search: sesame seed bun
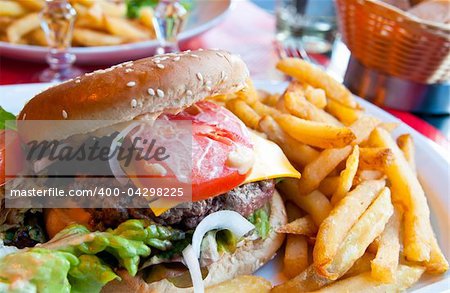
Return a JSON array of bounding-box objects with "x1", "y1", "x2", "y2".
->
[
  {"x1": 101, "y1": 190, "x2": 287, "y2": 293},
  {"x1": 18, "y1": 49, "x2": 249, "y2": 143}
]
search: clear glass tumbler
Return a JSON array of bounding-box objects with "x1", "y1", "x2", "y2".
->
[{"x1": 276, "y1": 0, "x2": 337, "y2": 55}]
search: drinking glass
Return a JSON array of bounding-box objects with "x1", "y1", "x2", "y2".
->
[
  {"x1": 39, "y1": 0, "x2": 82, "y2": 82},
  {"x1": 276, "y1": 0, "x2": 337, "y2": 56}
]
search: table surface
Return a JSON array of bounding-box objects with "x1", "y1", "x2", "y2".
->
[{"x1": 0, "y1": 0, "x2": 448, "y2": 151}]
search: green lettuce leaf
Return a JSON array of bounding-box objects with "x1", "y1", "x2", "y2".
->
[
  {"x1": 248, "y1": 208, "x2": 270, "y2": 239},
  {"x1": 0, "y1": 248, "x2": 78, "y2": 293},
  {"x1": 0, "y1": 107, "x2": 16, "y2": 130},
  {"x1": 0, "y1": 220, "x2": 187, "y2": 293}
]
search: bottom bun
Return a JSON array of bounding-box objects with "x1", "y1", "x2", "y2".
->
[{"x1": 102, "y1": 190, "x2": 287, "y2": 293}]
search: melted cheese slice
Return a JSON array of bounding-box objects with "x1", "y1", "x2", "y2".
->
[{"x1": 146, "y1": 131, "x2": 300, "y2": 216}]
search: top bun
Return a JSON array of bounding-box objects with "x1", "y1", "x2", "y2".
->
[{"x1": 18, "y1": 49, "x2": 249, "y2": 142}]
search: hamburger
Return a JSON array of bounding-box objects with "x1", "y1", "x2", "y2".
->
[{"x1": 0, "y1": 49, "x2": 300, "y2": 292}]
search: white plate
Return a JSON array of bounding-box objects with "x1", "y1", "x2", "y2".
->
[
  {"x1": 0, "y1": 0, "x2": 231, "y2": 65},
  {"x1": 0, "y1": 81, "x2": 448, "y2": 292}
]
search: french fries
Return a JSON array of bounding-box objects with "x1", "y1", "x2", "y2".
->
[
  {"x1": 275, "y1": 114, "x2": 356, "y2": 149},
  {"x1": 331, "y1": 145, "x2": 359, "y2": 205},
  {"x1": 205, "y1": 275, "x2": 272, "y2": 293},
  {"x1": 314, "y1": 265, "x2": 425, "y2": 292},
  {"x1": 0, "y1": 1, "x2": 26, "y2": 17},
  {"x1": 359, "y1": 147, "x2": 394, "y2": 171},
  {"x1": 371, "y1": 205, "x2": 402, "y2": 283},
  {"x1": 284, "y1": 235, "x2": 309, "y2": 278},
  {"x1": 319, "y1": 188, "x2": 393, "y2": 279},
  {"x1": 1, "y1": 0, "x2": 157, "y2": 47},
  {"x1": 258, "y1": 116, "x2": 319, "y2": 167},
  {"x1": 277, "y1": 216, "x2": 317, "y2": 236},
  {"x1": 73, "y1": 28, "x2": 124, "y2": 46},
  {"x1": 277, "y1": 58, "x2": 358, "y2": 108},
  {"x1": 397, "y1": 134, "x2": 417, "y2": 174},
  {"x1": 283, "y1": 91, "x2": 341, "y2": 125},
  {"x1": 278, "y1": 179, "x2": 332, "y2": 227},
  {"x1": 254, "y1": 57, "x2": 447, "y2": 291},
  {"x1": 226, "y1": 98, "x2": 261, "y2": 130},
  {"x1": 313, "y1": 180, "x2": 385, "y2": 275},
  {"x1": 6, "y1": 12, "x2": 40, "y2": 43},
  {"x1": 370, "y1": 128, "x2": 448, "y2": 272}
]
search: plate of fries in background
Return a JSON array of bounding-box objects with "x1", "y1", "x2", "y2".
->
[
  {"x1": 0, "y1": 0, "x2": 231, "y2": 64},
  {"x1": 0, "y1": 57, "x2": 448, "y2": 292}
]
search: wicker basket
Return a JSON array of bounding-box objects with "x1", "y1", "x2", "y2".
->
[{"x1": 336, "y1": 0, "x2": 450, "y2": 84}]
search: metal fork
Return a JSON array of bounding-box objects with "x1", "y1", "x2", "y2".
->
[{"x1": 275, "y1": 39, "x2": 319, "y2": 67}]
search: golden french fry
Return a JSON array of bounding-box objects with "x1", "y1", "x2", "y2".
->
[
  {"x1": 296, "y1": 116, "x2": 380, "y2": 195},
  {"x1": 359, "y1": 147, "x2": 394, "y2": 171},
  {"x1": 370, "y1": 128, "x2": 448, "y2": 272},
  {"x1": 277, "y1": 58, "x2": 357, "y2": 108},
  {"x1": 326, "y1": 99, "x2": 362, "y2": 125},
  {"x1": 6, "y1": 12, "x2": 40, "y2": 43},
  {"x1": 0, "y1": 1, "x2": 26, "y2": 17},
  {"x1": 28, "y1": 28, "x2": 47, "y2": 46},
  {"x1": 343, "y1": 253, "x2": 375, "y2": 278},
  {"x1": 284, "y1": 91, "x2": 342, "y2": 125},
  {"x1": 331, "y1": 145, "x2": 359, "y2": 205},
  {"x1": 371, "y1": 205, "x2": 402, "y2": 283},
  {"x1": 298, "y1": 145, "x2": 352, "y2": 195},
  {"x1": 284, "y1": 234, "x2": 309, "y2": 278},
  {"x1": 313, "y1": 180, "x2": 386, "y2": 275},
  {"x1": 98, "y1": 0, "x2": 126, "y2": 17},
  {"x1": 318, "y1": 176, "x2": 340, "y2": 198},
  {"x1": 397, "y1": 134, "x2": 416, "y2": 174},
  {"x1": 235, "y1": 79, "x2": 259, "y2": 104},
  {"x1": 250, "y1": 100, "x2": 280, "y2": 117},
  {"x1": 277, "y1": 216, "x2": 317, "y2": 236},
  {"x1": 138, "y1": 7, "x2": 156, "y2": 37},
  {"x1": 278, "y1": 179, "x2": 332, "y2": 226},
  {"x1": 261, "y1": 93, "x2": 280, "y2": 107},
  {"x1": 319, "y1": 188, "x2": 393, "y2": 279},
  {"x1": 353, "y1": 170, "x2": 385, "y2": 186},
  {"x1": 275, "y1": 114, "x2": 356, "y2": 149},
  {"x1": 314, "y1": 265, "x2": 425, "y2": 293},
  {"x1": 225, "y1": 98, "x2": 261, "y2": 130},
  {"x1": 12, "y1": 0, "x2": 43, "y2": 11},
  {"x1": 104, "y1": 16, "x2": 150, "y2": 40},
  {"x1": 205, "y1": 275, "x2": 271, "y2": 293},
  {"x1": 71, "y1": 0, "x2": 96, "y2": 7},
  {"x1": 73, "y1": 28, "x2": 124, "y2": 46},
  {"x1": 304, "y1": 85, "x2": 327, "y2": 109},
  {"x1": 272, "y1": 265, "x2": 332, "y2": 293},
  {"x1": 258, "y1": 115, "x2": 319, "y2": 167}
]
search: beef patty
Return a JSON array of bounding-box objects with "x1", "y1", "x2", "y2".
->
[{"x1": 88, "y1": 180, "x2": 275, "y2": 230}]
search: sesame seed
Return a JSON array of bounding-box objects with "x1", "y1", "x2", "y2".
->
[
  {"x1": 148, "y1": 88, "x2": 155, "y2": 96},
  {"x1": 125, "y1": 68, "x2": 133, "y2": 73},
  {"x1": 191, "y1": 54, "x2": 199, "y2": 58},
  {"x1": 125, "y1": 63, "x2": 133, "y2": 67},
  {"x1": 74, "y1": 79, "x2": 81, "y2": 83},
  {"x1": 198, "y1": 48, "x2": 204, "y2": 51},
  {"x1": 154, "y1": 59, "x2": 160, "y2": 63},
  {"x1": 185, "y1": 50, "x2": 191, "y2": 53},
  {"x1": 196, "y1": 72, "x2": 203, "y2": 82},
  {"x1": 127, "y1": 81, "x2": 136, "y2": 87},
  {"x1": 131, "y1": 99, "x2": 137, "y2": 108},
  {"x1": 216, "y1": 52, "x2": 224, "y2": 57},
  {"x1": 157, "y1": 64, "x2": 165, "y2": 69},
  {"x1": 173, "y1": 56, "x2": 180, "y2": 61},
  {"x1": 157, "y1": 89, "x2": 165, "y2": 98},
  {"x1": 186, "y1": 90, "x2": 193, "y2": 96},
  {"x1": 62, "y1": 110, "x2": 68, "y2": 119},
  {"x1": 160, "y1": 57, "x2": 169, "y2": 61}
]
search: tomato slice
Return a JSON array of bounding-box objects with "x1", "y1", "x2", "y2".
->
[
  {"x1": 0, "y1": 130, "x2": 24, "y2": 185},
  {"x1": 130, "y1": 101, "x2": 253, "y2": 202}
]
